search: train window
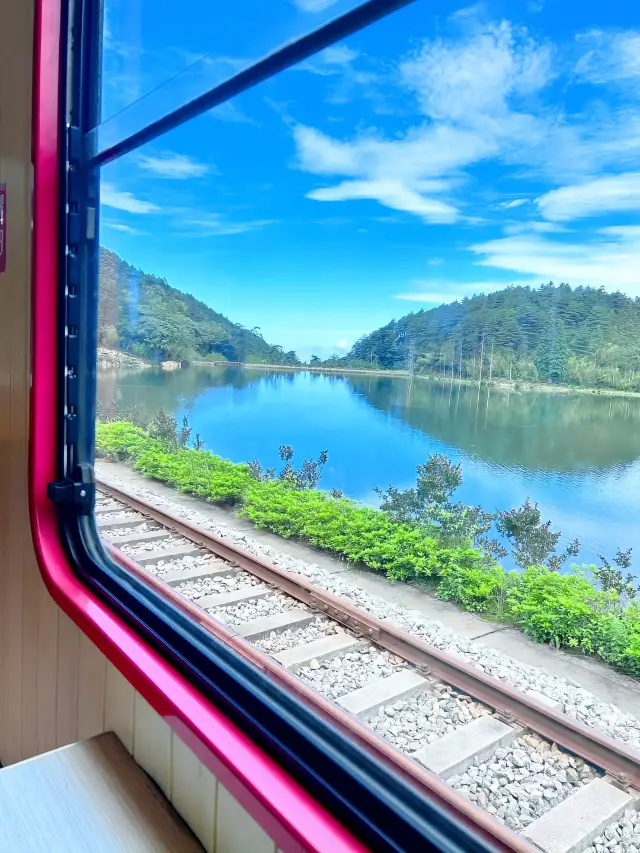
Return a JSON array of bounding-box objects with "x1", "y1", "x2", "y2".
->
[
  {"x1": 98, "y1": 0, "x2": 389, "y2": 151},
  {"x1": 55, "y1": 0, "x2": 640, "y2": 851}
]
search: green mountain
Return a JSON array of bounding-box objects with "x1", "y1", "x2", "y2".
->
[
  {"x1": 340, "y1": 283, "x2": 640, "y2": 392},
  {"x1": 98, "y1": 247, "x2": 299, "y2": 365}
]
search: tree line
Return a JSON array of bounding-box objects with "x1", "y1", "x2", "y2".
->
[
  {"x1": 98, "y1": 247, "x2": 301, "y2": 366},
  {"x1": 317, "y1": 283, "x2": 640, "y2": 392}
]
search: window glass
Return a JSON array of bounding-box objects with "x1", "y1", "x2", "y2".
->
[
  {"x1": 94, "y1": 0, "x2": 640, "y2": 838},
  {"x1": 98, "y1": 0, "x2": 382, "y2": 149}
]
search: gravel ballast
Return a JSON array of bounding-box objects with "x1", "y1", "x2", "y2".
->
[
  {"x1": 146, "y1": 553, "x2": 224, "y2": 577},
  {"x1": 175, "y1": 570, "x2": 261, "y2": 601},
  {"x1": 209, "y1": 592, "x2": 303, "y2": 626},
  {"x1": 101, "y1": 521, "x2": 160, "y2": 539},
  {"x1": 298, "y1": 647, "x2": 408, "y2": 699},
  {"x1": 97, "y1": 472, "x2": 640, "y2": 750},
  {"x1": 584, "y1": 810, "x2": 640, "y2": 853},
  {"x1": 255, "y1": 617, "x2": 340, "y2": 654},
  {"x1": 367, "y1": 686, "x2": 490, "y2": 752},
  {"x1": 120, "y1": 535, "x2": 186, "y2": 558},
  {"x1": 448, "y1": 734, "x2": 599, "y2": 832}
]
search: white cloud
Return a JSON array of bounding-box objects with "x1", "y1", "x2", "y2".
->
[
  {"x1": 102, "y1": 221, "x2": 149, "y2": 236},
  {"x1": 184, "y1": 214, "x2": 275, "y2": 236},
  {"x1": 293, "y1": 122, "x2": 494, "y2": 223},
  {"x1": 100, "y1": 182, "x2": 160, "y2": 214},
  {"x1": 210, "y1": 101, "x2": 257, "y2": 125},
  {"x1": 537, "y1": 173, "x2": 640, "y2": 221},
  {"x1": 600, "y1": 225, "x2": 640, "y2": 239},
  {"x1": 307, "y1": 179, "x2": 458, "y2": 223},
  {"x1": 290, "y1": 0, "x2": 339, "y2": 11},
  {"x1": 322, "y1": 45, "x2": 359, "y2": 66},
  {"x1": 574, "y1": 30, "x2": 640, "y2": 85},
  {"x1": 498, "y1": 198, "x2": 530, "y2": 209},
  {"x1": 399, "y1": 21, "x2": 554, "y2": 124},
  {"x1": 503, "y1": 220, "x2": 568, "y2": 235},
  {"x1": 137, "y1": 151, "x2": 212, "y2": 179},
  {"x1": 451, "y1": 3, "x2": 486, "y2": 21},
  {"x1": 336, "y1": 339, "x2": 349, "y2": 349},
  {"x1": 428, "y1": 257, "x2": 444, "y2": 266},
  {"x1": 292, "y1": 18, "x2": 640, "y2": 227},
  {"x1": 395, "y1": 279, "x2": 522, "y2": 303},
  {"x1": 292, "y1": 21, "x2": 558, "y2": 223},
  {"x1": 469, "y1": 228, "x2": 640, "y2": 292}
]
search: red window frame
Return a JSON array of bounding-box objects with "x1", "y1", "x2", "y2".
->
[{"x1": 29, "y1": 1, "x2": 370, "y2": 850}]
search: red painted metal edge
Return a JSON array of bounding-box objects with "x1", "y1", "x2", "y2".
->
[{"x1": 28, "y1": 3, "x2": 368, "y2": 852}]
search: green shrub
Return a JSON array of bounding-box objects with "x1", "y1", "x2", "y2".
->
[
  {"x1": 95, "y1": 420, "x2": 640, "y2": 679},
  {"x1": 242, "y1": 480, "x2": 449, "y2": 581},
  {"x1": 506, "y1": 566, "x2": 608, "y2": 650},
  {"x1": 593, "y1": 607, "x2": 640, "y2": 676},
  {"x1": 95, "y1": 421, "x2": 150, "y2": 462},
  {"x1": 438, "y1": 560, "x2": 516, "y2": 616}
]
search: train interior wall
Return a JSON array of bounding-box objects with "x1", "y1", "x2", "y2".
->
[{"x1": 0, "y1": 1, "x2": 285, "y2": 851}]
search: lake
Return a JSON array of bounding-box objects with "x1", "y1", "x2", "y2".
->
[{"x1": 97, "y1": 365, "x2": 640, "y2": 576}]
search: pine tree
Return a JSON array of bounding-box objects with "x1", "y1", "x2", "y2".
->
[{"x1": 536, "y1": 317, "x2": 569, "y2": 383}]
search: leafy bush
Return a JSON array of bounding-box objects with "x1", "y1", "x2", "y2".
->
[
  {"x1": 438, "y1": 561, "x2": 516, "y2": 617},
  {"x1": 95, "y1": 420, "x2": 640, "y2": 678},
  {"x1": 248, "y1": 444, "x2": 329, "y2": 489},
  {"x1": 95, "y1": 421, "x2": 151, "y2": 461},
  {"x1": 496, "y1": 500, "x2": 580, "y2": 572},
  {"x1": 507, "y1": 567, "x2": 608, "y2": 650}
]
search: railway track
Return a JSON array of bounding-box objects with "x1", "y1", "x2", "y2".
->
[{"x1": 96, "y1": 479, "x2": 640, "y2": 853}]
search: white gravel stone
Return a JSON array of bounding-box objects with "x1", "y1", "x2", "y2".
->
[
  {"x1": 255, "y1": 617, "x2": 339, "y2": 654},
  {"x1": 583, "y1": 810, "x2": 640, "y2": 853},
  {"x1": 210, "y1": 592, "x2": 301, "y2": 626},
  {"x1": 448, "y1": 735, "x2": 599, "y2": 832},
  {"x1": 119, "y1": 535, "x2": 186, "y2": 557},
  {"x1": 98, "y1": 510, "x2": 139, "y2": 521},
  {"x1": 146, "y1": 553, "x2": 225, "y2": 577},
  {"x1": 174, "y1": 570, "x2": 261, "y2": 601},
  {"x1": 367, "y1": 686, "x2": 490, "y2": 753},
  {"x1": 297, "y1": 647, "x2": 408, "y2": 700},
  {"x1": 96, "y1": 473, "x2": 640, "y2": 751},
  {"x1": 101, "y1": 522, "x2": 158, "y2": 540}
]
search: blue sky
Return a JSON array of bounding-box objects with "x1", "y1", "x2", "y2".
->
[{"x1": 100, "y1": 0, "x2": 640, "y2": 360}]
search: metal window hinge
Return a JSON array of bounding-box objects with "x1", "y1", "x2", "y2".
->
[
  {"x1": 67, "y1": 125, "x2": 82, "y2": 165},
  {"x1": 47, "y1": 464, "x2": 95, "y2": 515}
]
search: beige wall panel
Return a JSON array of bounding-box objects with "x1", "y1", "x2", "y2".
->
[
  {"x1": 216, "y1": 784, "x2": 277, "y2": 853},
  {"x1": 105, "y1": 661, "x2": 136, "y2": 754},
  {"x1": 77, "y1": 631, "x2": 107, "y2": 741},
  {"x1": 56, "y1": 611, "x2": 81, "y2": 747},
  {"x1": 133, "y1": 692, "x2": 173, "y2": 797},
  {"x1": 171, "y1": 731, "x2": 217, "y2": 853},
  {"x1": 36, "y1": 566, "x2": 60, "y2": 754}
]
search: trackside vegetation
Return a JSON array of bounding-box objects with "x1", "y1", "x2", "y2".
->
[{"x1": 96, "y1": 419, "x2": 640, "y2": 677}]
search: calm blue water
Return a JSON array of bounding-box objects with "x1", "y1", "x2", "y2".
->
[{"x1": 98, "y1": 365, "x2": 640, "y2": 576}]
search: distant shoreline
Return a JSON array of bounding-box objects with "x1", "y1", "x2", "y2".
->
[{"x1": 188, "y1": 360, "x2": 640, "y2": 399}]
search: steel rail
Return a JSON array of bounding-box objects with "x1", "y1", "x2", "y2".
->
[
  {"x1": 96, "y1": 478, "x2": 640, "y2": 789},
  {"x1": 106, "y1": 541, "x2": 535, "y2": 853}
]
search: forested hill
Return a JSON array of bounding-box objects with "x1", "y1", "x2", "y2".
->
[
  {"x1": 340, "y1": 283, "x2": 640, "y2": 391},
  {"x1": 98, "y1": 247, "x2": 298, "y2": 365}
]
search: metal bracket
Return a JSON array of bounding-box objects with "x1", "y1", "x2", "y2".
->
[
  {"x1": 608, "y1": 773, "x2": 630, "y2": 792},
  {"x1": 309, "y1": 593, "x2": 380, "y2": 640},
  {"x1": 495, "y1": 709, "x2": 517, "y2": 726},
  {"x1": 47, "y1": 463, "x2": 95, "y2": 515}
]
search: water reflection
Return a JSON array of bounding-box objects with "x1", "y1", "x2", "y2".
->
[
  {"x1": 350, "y1": 375, "x2": 640, "y2": 472},
  {"x1": 97, "y1": 366, "x2": 640, "y2": 571}
]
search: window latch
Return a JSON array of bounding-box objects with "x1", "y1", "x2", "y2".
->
[{"x1": 47, "y1": 463, "x2": 95, "y2": 515}]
